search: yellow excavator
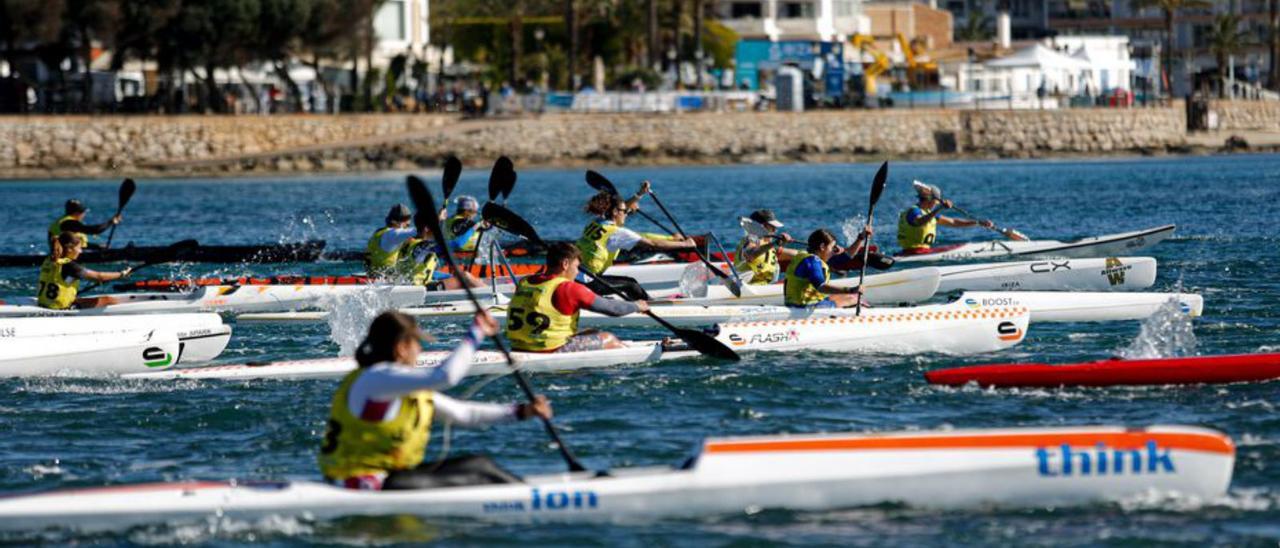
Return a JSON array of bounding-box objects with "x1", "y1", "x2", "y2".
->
[
  {"x1": 850, "y1": 34, "x2": 890, "y2": 97},
  {"x1": 895, "y1": 33, "x2": 939, "y2": 89}
]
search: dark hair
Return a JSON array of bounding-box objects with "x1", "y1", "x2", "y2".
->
[
  {"x1": 806, "y1": 229, "x2": 837, "y2": 253},
  {"x1": 413, "y1": 210, "x2": 434, "y2": 233},
  {"x1": 355, "y1": 311, "x2": 421, "y2": 368},
  {"x1": 51, "y1": 231, "x2": 83, "y2": 259},
  {"x1": 584, "y1": 192, "x2": 624, "y2": 217},
  {"x1": 546, "y1": 242, "x2": 581, "y2": 266}
]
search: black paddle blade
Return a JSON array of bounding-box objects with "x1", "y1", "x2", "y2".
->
[
  {"x1": 502, "y1": 167, "x2": 517, "y2": 200},
  {"x1": 482, "y1": 202, "x2": 544, "y2": 246},
  {"x1": 152, "y1": 239, "x2": 198, "y2": 264},
  {"x1": 673, "y1": 327, "x2": 740, "y2": 361},
  {"x1": 585, "y1": 170, "x2": 619, "y2": 196},
  {"x1": 407, "y1": 175, "x2": 446, "y2": 239},
  {"x1": 118, "y1": 179, "x2": 137, "y2": 211},
  {"x1": 869, "y1": 161, "x2": 888, "y2": 207},
  {"x1": 441, "y1": 156, "x2": 462, "y2": 200},
  {"x1": 487, "y1": 157, "x2": 514, "y2": 202}
]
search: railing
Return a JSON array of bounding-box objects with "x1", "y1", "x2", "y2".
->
[{"x1": 488, "y1": 91, "x2": 762, "y2": 115}]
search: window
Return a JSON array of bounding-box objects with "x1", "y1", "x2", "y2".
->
[
  {"x1": 781, "y1": 2, "x2": 816, "y2": 18},
  {"x1": 374, "y1": 0, "x2": 407, "y2": 41},
  {"x1": 731, "y1": 2, "x2": 764, "y2": 18}
]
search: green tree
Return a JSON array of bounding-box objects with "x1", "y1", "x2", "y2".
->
[
  {"x1": 956, "y1": 11, "x2": 991, "y2": 42},
  {"x1": 1208, "y1": 13, "x2": 1250, "y2": 98}
]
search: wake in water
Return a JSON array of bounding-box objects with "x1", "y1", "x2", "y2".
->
[
  {"x1": 1116, "y1": 296, "x2": 1199, "y2": 359},
  {"x1": 320, "y1": 287, "x2": 402, "y2": 356}
]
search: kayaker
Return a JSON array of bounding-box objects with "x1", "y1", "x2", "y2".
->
[
  {"x1": 735, "y1": 209, "x2": 796, "y2": 285},
  {"x1": 576, "y1": 183, "x2": 696, "y2": 300},
  {"x1": 365, "y1": 204, "x2": 417, "y2": 276},
  {"x1": 37, "y1": 232, "x2": 133, "y2": 310},
  {"x1": 318, "y1": 310, "x2": 552, "y2": 490},
  {"x1": 783, "y1": 229, "x2": 868, "y2": 309},
  {"x1": 399, "y1": 211, "x2": 482, "y2": 289},
  {"x1": 48, "y1": 199, "x2": 121, "y2": 251},
  {"x1": 507, "y1": 242, "x2": 650, "y2": 353},
  {"x1": 897, "y1": 181, "x2": 994, "y2": 254},
  {"x1": 443, "y1": 196, "x2": 485, "y2": 252}
]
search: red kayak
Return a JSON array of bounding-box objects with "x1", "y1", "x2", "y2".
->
[{"x1": 925, "y1": 353, "x2": 1280, "y2": 387}]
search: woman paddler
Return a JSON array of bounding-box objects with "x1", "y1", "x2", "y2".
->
[
  {"x1": 318, "y1": 310, "x2": 552, "y2": 490},
  {"x1": 783, "y1": 229, "x2": 870, "y2": 309},
  {"x1": 37, "y1": 232, "x2": 134, "y2": 310},
  {"x1": 575, "y1": 182, "x2": 695, "y2": 301},
  {"x1": 506, "y1": 242, "x2": 649, "y2": 353},
  {"x1": 365, "y1": 204, "x2": 418, "y2": 277}
]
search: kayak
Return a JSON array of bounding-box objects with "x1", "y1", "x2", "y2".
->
[
  {"x1": 709, "y1": 298, "x2": 1029, "y2": 355},
  {"x1": 0, "y1": 313, "x2": 231, "y2": 365},
  {"x1": 0, "y1": 285, "x2": 426, "y2": 317},
  {"x1": 894, "y1": 225, "x2": 1175, "y2": 263},
  {"x1": 0, "y1": 327, "x2": 229, "y2": 377},
  {"x1": 421, "y1": 262, "x2": 726, "y2": 304},
  {"x1": 926, "y1": 352, "x2": 1280, "y2": 387},
  {"x1": 957, "y1": 291, "x2": 1203, "y2": 323},
  {"x1": 0, "y1": 240, "x2": 325, "y2": 267},
  {"x1": 126, "y1": 341, "x2": 695, "y2": 381},
  {"x1": 0, "y1": 424, "x2": 1233, "y2": 531},
  {"x1": 936, "y1": 257, "x2": 1157, "y2": 293},
  {"x1": 650, "y1": 267, "x2": 943, "y2": 306}
]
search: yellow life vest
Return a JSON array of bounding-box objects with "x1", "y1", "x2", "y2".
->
[
  {"x1": 575, "y1": 219, "x2": 621, "y2": 275},
  {"x1": 897, "y1": 208, "x2": 937, "y2": 251},
  {"x1": 47, "y1": 215, "x2": 89, "y2": 248},
  {"x1": 783, "y1": 251, "x2": 829, "y2": 307},
  {"x1": 734, "y1": 238, "x2": 779, "y2": 286},
  {"x1": 37, "y1": 257, "x2": 80, "y2": 310},
  {"x1": 505, "y1": 276, "x2": 579, "y2": 352},
  {"x1": 444, "y1": 215, "x2": 480, "y2": 252},
  {"x1": 366, "y1": 227, "x2": 409, "y2": 274},
  {"x1": 398, "y1": 239, "x2": 440, "y2": 286},
  {"x1": 318, "y1": 368, "x2": 435, "y2": 480}
]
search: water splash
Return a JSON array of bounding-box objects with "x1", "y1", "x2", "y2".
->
[
  {"x1": 679, "y1": 261, "x2": 711, "y2": 298},
  {"x1": 838, "y1": 215, "x2": 869, "y2": 247},
  {"x1": 1116, "y1": 296, "x2": 1198, "y2": 359},
  {"x1": 320, "y1": 288, "x2": 400, "y2": 356}
]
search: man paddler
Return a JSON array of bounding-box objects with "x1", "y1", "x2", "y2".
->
[
  {"x1": 576, "y1": 182, "x2": 695, "y2": 300},
  {"x1": 38, "y1": 232, "x2": 134, "y2": 310},
  {"x1": 443, "y1": 196, "x2": 484, "y2": 252},
  {"x1": 48, "y1": 199, "x2": 121, "y2": 251},
  {"x1": 896, "y1": 181, "x2": 995, "y2": 255},
  {"x1": 397, "y1": 211, "x2": 483, "y2": 289},
  {"x1": 783, "y1": 229, "x2": 869, "y2": 309},
  {"x1": 319, "y1": 310, "x2": 552, "y2": 490},
  {"x1": 506, "y1": 242, "x2": 649, "y2": 353},
  {"x1": 735, "y1": 209, "x2": 796, "y2": 285},
  {"x1": 365, "y1": 204, "x2": 417, "y2": 276}
]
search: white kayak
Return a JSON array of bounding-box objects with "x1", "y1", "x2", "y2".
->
[
  {"x1": 0, "y1": 313, "x2": 232, "y2": 365},
  {"x1": 709, "y1": 298, "x2": 1029, "y2": 355},
  {"x1": 0, "y1": 330, "x2": 191, "y2": 377},
  {"x1": 958, "y1": 291, "x2": 1203, "y2": 323},
  {"x1": 650, "y1": 267, "x2": 943, "y2": 306},
  {"x1": 0, "y1": 285, "x2": 425, "y2": 317},
  {"x1": 126, "y1": 341, "x2": 695, "y2": 381},
  {"x1": 421, "y1": 262, "x2": 722, "y2": 304},
  {"x1": 0, "y1": 424, "x2": 1233, "y2": 531},
  {"x1": 894, "y1": 225, "x2": 1175, "y2": 263},
  {"x1": 935, "y1": 257, "x2": 1157, "y2": 293}
]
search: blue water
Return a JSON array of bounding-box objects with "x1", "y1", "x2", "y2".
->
[{"x1": 1, "y1": 155, "x2": 1278, "y2": 545}]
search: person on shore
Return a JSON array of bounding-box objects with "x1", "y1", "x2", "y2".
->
[
  {"x1": 48, "y1": 199, "x2": 121, "y2": 251},
  {"x1": 37, "y1": 232, "x2": 133, "y2": 310},
  {"x1": 399, "y1": 211, "x2": 483, "y2": 289},
  {"x1": 896, "y1": 181, "x2": 994, "y2": 254},
  {"x1": 575, "y1": 183, "x2": 696, "y2": 300},
  {"x1": 443, "y1": 196, "x2": 484, "y2": 252},
  {"x1": 783, "y1": 229, "x2": 869, "y2": 309},
  {"x1": 507, "y1": 242, "x2": 649, "y2": 353},
  {"x1": 319, "y1": 310, "x2": 552, "y2": 490},
  {"x1": 366, "y1": 204, "x2": 417, "y2": 276},
  {"x1": 735, "y1": 209, "x2": 797, "y2": 285}
]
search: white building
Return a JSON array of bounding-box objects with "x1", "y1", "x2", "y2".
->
[
  {"x1": 372, "y1": 0, "x2": 431, "y2": 66},
  {"x1": 957, "y1": 35, "x2": 1132, "y2": 98},
  {"x1": 715, "y1": 0, "x2": 868, "y2": 41}
]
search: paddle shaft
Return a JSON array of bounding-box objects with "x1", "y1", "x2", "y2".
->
[
  {"x1": 645, "y1": 190, "x2": 739, "y2": 290},
  {"x1": 949, "y1": 205, "x2": 1025, "y2": 240},
  {"x1": 105, "y1": 180, "x2": 136, "y2": 249},
  {"x1": 577, "y1": 267, "x2": 692, "y2": 333}
]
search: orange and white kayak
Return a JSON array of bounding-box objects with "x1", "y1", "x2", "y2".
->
[{"x1": 0, "y1": 425, "x2": 1233, "y2": 532}]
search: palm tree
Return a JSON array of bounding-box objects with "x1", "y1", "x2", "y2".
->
[
  {"x1": 1208, "y1": 13, "x2": 1251, "y2": 97},
  {"x1": 956, "y1": 11, "x2": 991, "y2": 42},
  {"x1": 1131, "y1": 0, "x2": 1210, "y2": 95}
]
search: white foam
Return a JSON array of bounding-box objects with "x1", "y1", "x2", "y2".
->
[
  {"x1": 319, "y1": 287, "x2": 400, "y2": 356},
  {"x1": 1116, "y1": 296, "x2": 1198, "y2": 359}
]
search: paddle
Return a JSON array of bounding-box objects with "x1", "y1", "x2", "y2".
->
[
  {"x1": 441, "y1": 156, "x2": 462, "y2": 201},
  {"x1": 104, "y1": 178, "x2": 136, "y2": 249},
  {"x1": 407, "y1": 175, "x2": 588, "y2": 474},
  {"x1": 81, "y1": 239, "x2": 198, "y2": 293},
  {"x1": 585, "y1": 170, "x2": 676, "y2": 235},
  {"x1": 644, "y1": 186, "x2": 743, "y2": 298},
  {"x1": 949, "y1": 205, "x2": 1028, "y2": 241},
  {"x1": 481, "y1": 202, "x2": 740, "y2": 362},
  {"x1": 855, "y1": 162, "x2": 889, "y2": 317}
]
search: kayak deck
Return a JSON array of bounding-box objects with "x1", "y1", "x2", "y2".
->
[{"x1": 926, "y1": 352, "x2": 1280, "y2": 387}]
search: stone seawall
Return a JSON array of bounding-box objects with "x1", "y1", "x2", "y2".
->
[
  {"x1": 0, "y1": 108, "x2": 1197, "y2": 178},
  {"x1": 1210, "y1": 100, "x2": 1280, "y2": 131}
]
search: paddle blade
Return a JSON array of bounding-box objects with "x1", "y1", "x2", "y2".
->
[
  {"x1": 482, "y1": 202, "x2": 544, "y2": 246},
  {"x1": 502, "y1": 167, "x2": 517, "y2": 200},
  {"x1": 407, "y1": 175, "x2": 447, "y2": 239},
  {"x1": 868, "y1": 161, "x2": 888, "y2": 208},
  {"x1": 585, "y1": 170, "x2": 619, "y2": 196},
  {"x1": 441, "y1": 156, "x2": 462, "y2": 200},
  {"x1": 148, "y1": 239, "x2": 198, "y2": 264},
  {"x1": 117, "y1": 179, "x2": 137, "y2": 212},
  {"x1": 488, "y1": 157, "x2": 514, "y2": 202},
  {"x1": 672, "y1": 327, "x2": 740, "y2": 361}
]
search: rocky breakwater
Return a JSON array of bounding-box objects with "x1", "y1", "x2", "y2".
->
[
  {"x1": 1209, "y1": 100, "x2": 1280, "y2": 131},
  {"x1": 961, "y1": 107, "x2": 1186, "y2": 156}
]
